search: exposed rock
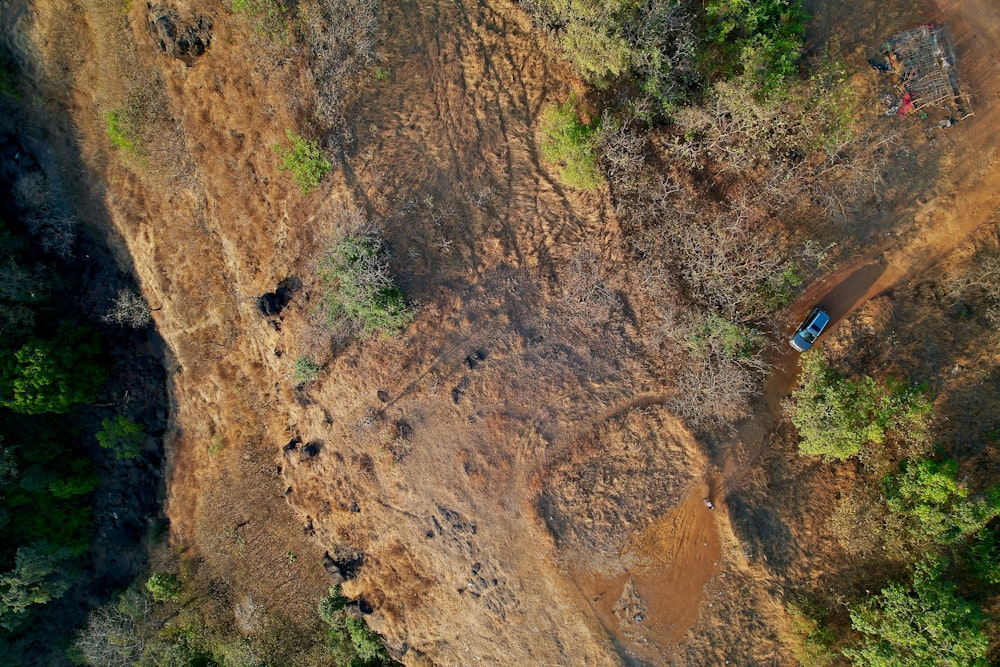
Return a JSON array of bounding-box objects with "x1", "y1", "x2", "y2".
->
[{"x1": 147, "y1": 4, "x2": 212, "y2": 66}]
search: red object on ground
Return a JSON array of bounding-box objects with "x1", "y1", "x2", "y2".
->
[{"x1": 898, "y1": 92, "x2": 914, "y2": 116}]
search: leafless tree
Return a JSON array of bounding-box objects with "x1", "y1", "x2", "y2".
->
[
  {"x1": 103, "y1": 288, "x2": 152, "y2": 328},
  {"x1": 74, "y1": 602, "x2": 146, "y2": 667}
]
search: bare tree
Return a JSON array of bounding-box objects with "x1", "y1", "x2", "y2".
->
[
  {"x1": 74, "y1": 603, "x2": 146, "y2": 667},
  {"x1": 103, "y1": 288, "x2": 152, "y2": 328}
]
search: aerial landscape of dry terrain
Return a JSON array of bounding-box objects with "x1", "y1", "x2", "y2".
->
[{"x1": 1, "y1": 0, "x2": 999, "y2": 664}]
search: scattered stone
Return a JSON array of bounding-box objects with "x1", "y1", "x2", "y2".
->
[{"x1": 377, "y1": 389, "x2": 390, "y2": 403}]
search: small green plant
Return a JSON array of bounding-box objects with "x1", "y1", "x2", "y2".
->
[
  {"x1": 96, "y1": 415, "x2": 145, "y2": 460},
  {"x1": 292, "y1": 355, "x2": 321, "y2": 384},
  {"x1": 145, "y1": 572, "x2": 182, "y2": 602},
  {"x1": 374, "y1": 67, "x2": 391, "y2": 81},
  {"x1": 319, "y1": 231, "x2": 415, "y2": 338},
  {"x1": 539, "y1": 96, "x2": 604, "y2": 190},
  {"x1": 273, "y1": 130, "x2": 332, "y2": 193},
  {"x1": 207, "y1": 436, "x2": 226, "y2": 458},
  {"x1": 104, "y1": 105, "x2": 144, "y2": 156},
  {"x1": 231, "y1": 0, "x2": 289, "y2": 41}
]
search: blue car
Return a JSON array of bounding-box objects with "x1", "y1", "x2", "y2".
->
[{"x1": 790, "y1": 308, "x2": 830, "y2": 352}]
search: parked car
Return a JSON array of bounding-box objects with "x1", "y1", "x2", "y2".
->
[{"x1": 790, "y1": 307, "x2": 830, "y2": 352}]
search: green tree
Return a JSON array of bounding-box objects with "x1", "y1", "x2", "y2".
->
[
  {"x1": 0, "y1": 324, "x2": 107, "y2": 415},
  {"x1": 0, "y1": 543, "x2": 73, "y2": 631},
  {"x1": 885, "y1": 459, "x2": 1000, "y2": 546},
  {"x1": 844, "y1": 559, "x2": 989, "y2": 667},
  {"x1": 786, "y1": 353, "x2": 932, "y2": 460},
  {"x1": 96, "y1": 415, "x2": 145, "y2": 460}
]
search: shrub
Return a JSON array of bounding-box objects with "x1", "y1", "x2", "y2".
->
[
  {"x1": 96, "y1": 415, "x2": 145, "y2": 460},
  {"x1": 273, "y1": 130, "x2": 332, "y2": 193},
  {"x1": 686, "y1": 311, "x2": 766, "y2": 362},
  {"x1": 318, "y1": 229, "x2": 414, "y2": 338},
  {"x1": 844, "y1": 559, "x2": 989, "y2": 667},
  {"x1": 884, "y1": 459, "x2": 1000, "y2": 547},
  {"x1": 539, "y1": 97, "x2": 603, "y2": 190},
  {"x1": 0, "y1": 324, "x2": 108, "y2": 415},
  {"x1": 145, "y1": 573, "x2": 182, "y2": 602},
  {"x1": 786, "y1": 353, "x2": 932, "y2": 460},
  {"x1": 293, "y1": 355, "x2": 321, "y2": 384}
]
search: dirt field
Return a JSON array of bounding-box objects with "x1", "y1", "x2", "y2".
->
[{"x1": 9, "y1": 0, "x2": 1000, "y2": 663}]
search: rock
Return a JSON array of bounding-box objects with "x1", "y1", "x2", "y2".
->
[{"x1": 147, "y1": 4, "x2": 212, "y2": 66}]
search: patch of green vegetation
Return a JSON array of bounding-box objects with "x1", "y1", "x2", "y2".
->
[
  {"x1": 96, "y1": 415, "x2": 145, "y2": 460},
  {"x1": 756, "y1": 265, "x2": 804, "y2": 310},
  {"x1": 104, "y1": 105, "x2": 144, "y2": 156},
  {"x1": 318, "y1": 232, "x2": 414, "y2": 338},
  {"x1": 231, "y1": 0, "x2": 289, "y2": 41},
  {"x1": 273, "y1": 130, "x2": 332, "y2": 193},
  {"x1": 785, "y1": 352, "x2": 933, "y2": 460},
  {"x1": 145, "y1": 572, "x2": 181, "y2": 602},
  {"x1": 0, "y1": 324, "x2": 108, "y2": 415},
  {"x1": 539, "y1": 96, "x2": 603, "y2": 190},
  {"x1": 207, "y1": 436, "x2": 226, "y2": 458},
  {"x1": 703, "y1": 0, "x2": 808, "y2": 94},
  {"x1": 0, "y1": 50, "x2": 21, "y2": 100},
  {"x1": 785, "y1": 598, "x2": 836, "y2": 667},
  {"x1": 884, "y1": 458, "x2": 1000, "y2": 547},
  {"x1": 293, "y1": 355, "x2": 321, "y2": 384},
  {"x1": 319, "y1": 586, "x2": 396, "y2": 666},
  {"x1": 844, "y1": 558, "x2": 989, "y2": 667},
  {"x1": 374, "y1": 67, "x2": 391, "y2": 81},
  {"x1": 686, "y1": 311, "x2": 766, "y2": 361}
]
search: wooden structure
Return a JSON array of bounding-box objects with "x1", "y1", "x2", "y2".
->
[{"x1": 886, "y1": 24, "x2": 972, "y2": 119}]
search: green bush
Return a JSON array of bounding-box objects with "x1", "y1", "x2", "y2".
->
[
  {"x1": 145, "y1": 573, "x2": 182, "y2": 602},
  {"x1": 0, "y1": 324, "x2": 108, "y2": 415},
  {"x1": 96, "y1": 415, "x2": 145, "y2": 460},
  {"x1": 318, "y1": 232, "x2": 414, "y2": 338},
  {"x1": 293, "y1": 355, "x2": 321, "y2": 384},
  {"x1": 318, "y1": 586, "x2": 395, "y2": 665},
  {"x1": 539, "y1": 97, "x2": 603, "y2": 190},
  {"x1": 686, "y1": 311, "x2": 766, "y2": 361},
  {"x1": 273, "y1": 130, "x2": 332, "y2": 193},
  {"x1": 703, "y1": 0, "x2": 808, "y2": 93},
  {"x1": 786, "y1": 353, "x2": 932, "y2": 460},
  {"x1": 844, "y1": 559, "x2": 989, "y2": 667},
  {"x1": 884, "y1": 459, "x2": 1000, "y2": 547}
]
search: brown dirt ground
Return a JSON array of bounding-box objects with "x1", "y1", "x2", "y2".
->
[{"x1": 10, "y1": 0, "x2": 1000, "y2": 664}]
